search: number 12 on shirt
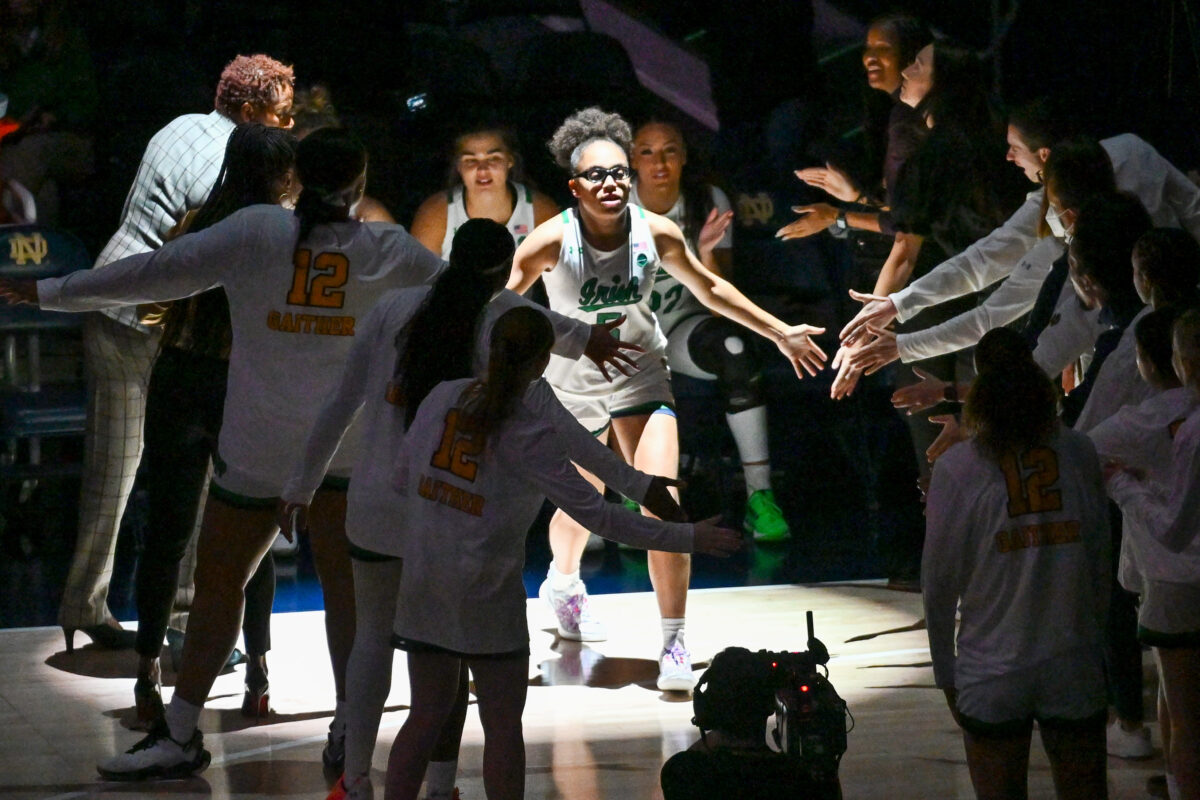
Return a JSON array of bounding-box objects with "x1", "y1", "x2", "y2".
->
[{"x1": 288, "y1": 249, "x2": 349, "y2": 308}]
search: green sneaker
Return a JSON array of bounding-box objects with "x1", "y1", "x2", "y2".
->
[{"x1": 745, "y1": 489, "x2": 790, "y2": 542}]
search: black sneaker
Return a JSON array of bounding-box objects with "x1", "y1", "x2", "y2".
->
[{"x1": 97, "y1": 720, "x2": 210, "y2": 781}]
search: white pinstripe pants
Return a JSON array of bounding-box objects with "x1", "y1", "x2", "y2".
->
[{"x1": 57, "y1": 314, "x2": 160, "y2": 628}]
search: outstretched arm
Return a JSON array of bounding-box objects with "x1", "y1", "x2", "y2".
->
[{"x1": 652, "y1": 215, "x2": 826, "y2": 378}]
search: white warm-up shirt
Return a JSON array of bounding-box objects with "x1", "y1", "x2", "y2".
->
[
  {"x1": 891, "y1": 134, "x2": 1200, "y2": 326},
  {"x1": 392, "y1": 378, "x2": 694, "y2": 653},
  {"x1": 923, "y1": 428, "x2": 1111, "y2": 690},
  {"x1": 38, "y1": 205, "x2": 445, "y2": 492},
  {"x1": 1107, "y1": 401, "x2": 1200, "y2": 581},
  {"x1": 1091, "y1": 387, "x2": 1198, "y2": 586},
  {"x1": 279, "y1": 286, "x2": 653, "y2": 555}
]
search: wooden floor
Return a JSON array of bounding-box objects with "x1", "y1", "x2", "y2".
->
[{"x1": 1, "y1": 583, "x2": 1164, "y2": 799}]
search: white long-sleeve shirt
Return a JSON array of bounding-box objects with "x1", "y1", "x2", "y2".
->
[
  {"x1": 1032, "y1": 281, "x2": 1105, "y2": 376},
  {"x1": 38, "y1": 205, "x2": 445, "y2": 492},
  {"x1": 393, "y1": 378, "x2": 694, "y2": 654},
  {"x1": 923, "y1": 428, "x2": 1110, "y2": 689},
  {"x1": 1073, "y1": 306, "x2": 1155, "y2": 434},
  {"x1": 896, "y1": 237, "x2": 1062, "y2": 362},
  {"x1": 1107, "y1": 400, "x2": 1200, "y2": 578},
  {"x1": 1091, "y1": 387, "x2": 1198, "y2": 586},
  {"x1": 279, "y1": 285, "x2": 645, "y2": 555},
  {"x1": 891, "y1": 134, "x2": 1200, "y2": 325}
]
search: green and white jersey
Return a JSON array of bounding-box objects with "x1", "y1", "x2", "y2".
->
[
  {"x1": 541, "y1": 205, "x2": 666, "y2": 395},
  {"x1": 440, "y1": 181, "x2": 538, "y2": 259},
  {"x1": 630, "y1": 184, "x2": 732, "y2": 337}
]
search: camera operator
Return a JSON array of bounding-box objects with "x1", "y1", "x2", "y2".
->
[{"x1": 660, "y1": 647, "x2": 843, "y2": 800}]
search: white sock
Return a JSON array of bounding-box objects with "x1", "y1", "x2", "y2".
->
[
  {"x1": 165, "y1": 695, "x2": 202, "y2": 743},
  {"x1": 661, "y1": 618, "x2": 685, "y2": 650},
  {"x1": 424, "y1": 759, "x2": 458, "y2": 798},
  {"x1": 725, "y1": 406, "x2": 771, "y2": 493},
  {"x1": 549, "y1": 564, "x2": 579, "y2": 592}
]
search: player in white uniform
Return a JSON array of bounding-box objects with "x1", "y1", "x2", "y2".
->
[
  {"x1": 278, "y1": 220, "x2": 678, "y2": 800},
  {"x1": 1, "y1": 129, "x2": 438, "y2": 781},
  {"x1": 924, "y1": 356, "x2": 1110, "y2": 800},
  {"x1": 385, "y1": 307, "x2": 742, "y2": 800},
  {"x1": 630, "y1": 118, "x2": 788, "y2": 542},
  {"x1": 1104, "y1": 307, "x2": 1200, "y2": 800},
  {"x1": 410, "y1": 123, "x2": 559, "y2": 258},
  {"x1": 507, "y1": 108, "x2": 827, "y2": 691}
]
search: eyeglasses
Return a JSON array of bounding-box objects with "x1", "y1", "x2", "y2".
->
[{"x1": 573, "y1": 165, "x2": 633, "y2": 184}]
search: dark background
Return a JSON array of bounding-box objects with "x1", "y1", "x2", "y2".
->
[{"x1": 2, "y1": 0, "x2": 1196, "y2": 625}]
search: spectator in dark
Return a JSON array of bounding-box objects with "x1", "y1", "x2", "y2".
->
[{"x1": 0, "y1": 0, "x2": 97, "y2": 225}]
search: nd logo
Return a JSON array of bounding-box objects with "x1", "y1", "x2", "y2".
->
[
  {"x1": 9, "y1": 233, "x2": 49, "y2": 266},
  {"x1": 737, "y1": 193, "x2": 774, "y2": 226}
]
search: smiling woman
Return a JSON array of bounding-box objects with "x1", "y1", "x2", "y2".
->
[{"x1": 506, "y1": 107, "x2": 826, "y2": 694}]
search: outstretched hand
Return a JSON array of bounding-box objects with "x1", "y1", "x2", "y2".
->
[
  {"x1": 641, "y1": 476, "x2": 686, "y2": 522},
  {"x1": 839, "y1": 289, "x2": 897, "y2": 345},
  {"x1": 697, "y1": 208, "x2": 734, "y2": 261},
  {"x1": 846, "y1": 324, "x2": 900, "y2": 374},
  {"x1": 926, "y1": 415, "x2": 966, "y2": 464},
  {"x1": 775, "y1": 203, "x2": 837, "y2": 240},
  {"x1": 692, "y1": 516, "x2": 744, "y2": 557},
  {"x1": 829, "y1": 344, "x2": 865, "y2": 399},
  {"x1": 584, "y1": 315, "x2": 644, "y2": 382},
  {"x1": 0, "y1": 278, "x2": 39, "y2": 306},
  {"x1": 794, "y1": 163, "x2": 859, "y2": 203},
  {"x1": 891, "y1": 368, "x2": 948, "y2": 414},
  {"x1": 776, "y1": 324, "x2": 828, "y2": 378},
  {"x1": 274, "y1": 500, "x2": 308, "y2": 543}
]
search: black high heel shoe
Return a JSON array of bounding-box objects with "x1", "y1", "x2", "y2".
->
[
  {"x1": 62, "y1": 622, "x2": 137, "y2": 653},
  {"x1": 241, "y1": 662, "x2": 271, "y2": 718},
  {"x1": 133, "y1": 675, "x2": 165, "y2": 730}
]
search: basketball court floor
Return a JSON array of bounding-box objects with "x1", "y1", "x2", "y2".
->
[{"x1": 0, "y1": 583, "x2": 1164, "y2": 799}]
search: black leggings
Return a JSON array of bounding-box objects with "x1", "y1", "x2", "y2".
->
[
  {"x1": 135, "y1": 347, "x2": 275, "y2": 658},
  {"x1": 685, "y1": 317, "x2": 765, "y2": 415}
]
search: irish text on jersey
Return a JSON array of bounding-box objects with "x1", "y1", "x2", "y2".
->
[{"x1": 578, "y1": 275, "x2": 644, "y2": 312}]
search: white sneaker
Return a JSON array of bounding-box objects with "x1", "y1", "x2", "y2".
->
[
  {"x1": 1106, "y1": 720, "x2": 1153, "y2": 759},
  {"x1": 657, "y1": 639, "x2": 695, "y2": 692},
  {"x1": 539, "y1": 577, "x2": 606, "y2": 641},
  {"x1": 97, "y1": 722, "x2": 210, "y2": 781}
]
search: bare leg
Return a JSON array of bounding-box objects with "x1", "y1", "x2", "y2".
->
[
  {"x1": 1159, "y1": 647, "x2": 1200, "y2": 799},
  {"x1": 172, "y1": 498, "x2": 277, "y2": 708},
  {"x1": 470, "y1": 655, "x2": 530, "y2": 800},
  {"x1": 308, "y1": 487, "x2": 354, "y2": 701},
  {"x1": 385, "y1": 652, "x2": 463, "y2": 800},
  {"x1": 611, "y1": 413, "x2": 687, "y2": 619},
  {"x1": 961, "y1": 727, "x2": 1032, "y2": 800},
  {"x1": 1040, "y1": 717, "x2": 1108, "y2": 800}
]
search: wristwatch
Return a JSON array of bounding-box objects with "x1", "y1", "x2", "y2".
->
[{"x1": 831, "y1": 209, "x2": 848, "y2": 233}]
